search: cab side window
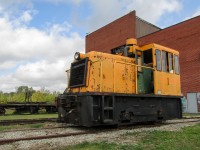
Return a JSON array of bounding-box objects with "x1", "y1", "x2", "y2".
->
[
  {"x1": 162, "y1": 51, "x2": 167, "y2": 72},
  {"x1": 174, "y1": 55, "x2": 180, "y2": 74},
  {"x1": 156, "y1": 50, "x2": 161, "y2": 71},
  {"x1": 168, "y1": 53, "x2": 173, "y2": 73}
]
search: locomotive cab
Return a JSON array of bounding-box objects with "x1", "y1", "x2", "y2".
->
[
  {"x1": 110, "y1": 38, "x2": 181, "y2": 96},
  {"x1": 137, "y1": 44, "x2": 181, "y2": 96}
]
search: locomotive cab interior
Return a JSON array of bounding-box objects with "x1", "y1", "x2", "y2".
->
[{"x1": 135, "y1": 48, "x2": 154, "y2": 94}]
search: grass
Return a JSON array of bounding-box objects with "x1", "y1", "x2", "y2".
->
[
  {"x1": 0, "y1": 109, "x2": 57, "y2": 131},
  {"x1": 65, "y1": 141, "x2": 135, "y2": 150},
  {"x1": 0, "y1": 123, "x2": 44, "y2": 131},
  {"x1": 183, "y1": 113, "x2": 200, "y2": 117},
  {"x1": 0, "y1": 113, "x2": 57, "y2": 120},
  {"x1": 0, "y1": 109, "x2": 57, "y2": 120},
  {"x1": 64, "y1": 123, "x2": 200, "y2": 150},
  {"x1": 136, "y1": 124, "x2": 200, "y2": 150},
  {"x1": 0, "y1": 109, "x2": 57, "y2": 132}
]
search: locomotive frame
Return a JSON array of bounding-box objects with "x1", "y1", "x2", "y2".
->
[{"x1": 58, "y1": 93, "x2": 182, "y2": 127}]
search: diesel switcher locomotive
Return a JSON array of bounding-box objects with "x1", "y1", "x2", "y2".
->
[{"x1": 57, "y1": 38, "x2": 182, "y2": 127}]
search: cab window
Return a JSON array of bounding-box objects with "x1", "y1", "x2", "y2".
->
[
  {"x1": 156, "y1": 49, "x2": 161, "y2": 71},
  {"x1": 162, "y1": 51, "x2": 167, "y2": 72},
  {"x1": 143, "y1": 49, "x2": 153, "y2": 67},
  {"x1": 168, "y1": 53, "x2": 173, "y2": 73},
  {"x1": 174, "y1": 55, "x2": 180, "y2": 74}
]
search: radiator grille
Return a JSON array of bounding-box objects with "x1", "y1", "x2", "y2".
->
[{"x1": 69, "y1": 58, "x2": 88, "y2": 88}]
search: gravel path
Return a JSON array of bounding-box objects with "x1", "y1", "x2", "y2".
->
[{"x1": 0, "y1": 119, "x2": 199, "y2": 150}]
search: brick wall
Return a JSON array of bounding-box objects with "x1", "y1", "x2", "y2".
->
[
  {"x1": 138, "y1": 16, "x2": 200, "y2": 96},
  {"x1": 86, "y1": 11, "x2": 136, "y2": 53}
]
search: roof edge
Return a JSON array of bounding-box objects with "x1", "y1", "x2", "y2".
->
[
  {"x1": 86, "y1": 10, "x2": 136, "y2": 36},
  {"x1": 138, "y1": 14, "x2": 200, "y2": 39}
]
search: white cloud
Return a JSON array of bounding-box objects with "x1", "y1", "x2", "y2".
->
[
  {"x1": 0, "y1": 0, "x2": 33, "y2": 17},
  {"x1": 0, "y1": 5, "x2": 84, "y2": 92},
  {"x1": 46, "y1": 22, "x2": 72, "y2": 36},
  {"x1": 124, "y1": 0, "x2": 182, "y2": 23},
  {"x1": 184, "y1": 7, "x2": 200, "y2": 21},
  {"x1": 82, "y1": 0, "x2": 182, "y2": 32},
  {"x1": 12, "y1": 60, "x2": 69, "y2": 91},
  {"x1": 0, "y1": 18, "x2": 84, "y2": 92},
  {"x1": 0, "y1": 18, "x2": 84, "y2": 64},
  {"x1": 20, "y1": 11, "x2": 33, "y2": 23},
  {"x1": 0, "y1": 0, "x2": 36, "y2": 28},
  {"x1": 192, "y1": 8, "x2": 200, "y2": 17},
  {"x1": 85, "y1": 0, "x2": 122, "y2": 32},
  {"x1": 43, "y1": 0, "x2": 82, "y2": 5}
]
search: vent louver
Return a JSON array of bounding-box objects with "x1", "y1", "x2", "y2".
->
[{"x1": 69, "y1": 58, "x2": 88, "y2": 88}]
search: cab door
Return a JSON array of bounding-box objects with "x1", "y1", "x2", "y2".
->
[{"x1": 136, "y1": 49, "x2": 153, "y2": 94}]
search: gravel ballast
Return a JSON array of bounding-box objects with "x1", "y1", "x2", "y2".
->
[{"x1": 0, "y1": 119, "x2": 199, "y2": 150}]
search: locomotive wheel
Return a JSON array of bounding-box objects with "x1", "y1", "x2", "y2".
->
[{"x1": 0, "y1": 107, "x2": 6, "y2": 116}]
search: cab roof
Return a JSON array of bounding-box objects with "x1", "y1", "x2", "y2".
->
[{"x1": 140, "y1": 43, "x2": 179, "y2": 55}]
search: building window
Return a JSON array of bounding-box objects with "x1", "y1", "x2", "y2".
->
[
  {"x1": 162, "y1": 51, "x2": 167, "y2": 72},
  {"x1": 174, "y1": 55, "x2": 180, "y2": 74},
  {"x1": 156, "y1": 49, "x2": 161, "y2": 71}
]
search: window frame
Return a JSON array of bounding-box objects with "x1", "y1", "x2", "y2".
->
[
  {"x1": 168, "y1": 53, "x2": 173, "y2": 74},
  {"x1": 174, "y1": 55, "x2": 180, "y2": 74},
  {"x1": 162, "y1": 51, "x2": 167, "y2": 72},
  {"x1": 155, "y1": 49, "x2": 162, "y2": 71},
  {"x1": 136, "y1": 50, "x2": 143, "y2": 72}
]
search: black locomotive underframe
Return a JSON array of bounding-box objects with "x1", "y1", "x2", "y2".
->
[{"x1": 58, "y1": 93, "x2": 182, "y2": 127}]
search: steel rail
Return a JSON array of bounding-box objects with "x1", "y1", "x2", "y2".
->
[
  {"x1": 0, "y1": 125, "x2": 69, "y2": 134},
  {"x1": 0, "y1": 130, "x2": 96, "y2": 145}
]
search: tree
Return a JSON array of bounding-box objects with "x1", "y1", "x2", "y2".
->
[
  {"x1": 0, "y1": 86, "x2": 57, "y2": 104},
  {"x1": 32, "y1": 91, "x2": 46, "y2": 102},
  {"x1": 16, "y1": 86, "x2": 29, "y2": 93}
]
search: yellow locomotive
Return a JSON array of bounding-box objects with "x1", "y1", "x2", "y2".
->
[{"x1": 57, "y1": 38, "x2": 182, "y2": 127}]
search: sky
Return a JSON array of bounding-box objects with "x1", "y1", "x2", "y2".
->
[{"x1": 0, "y1": 0, "x2": 200, "y2": 93}]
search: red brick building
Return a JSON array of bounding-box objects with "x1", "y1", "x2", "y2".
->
[{"x1": 86, "y1": 11, "x2": 200, "y2": 96}]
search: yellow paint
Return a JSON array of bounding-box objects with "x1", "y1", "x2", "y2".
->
[
  {"x1": 79, "y1": 53, "x2": 86, "y2": 59},
  {"x1": 71, "y1": 51, "x2": 136, "y2": 94},
  {"x1": 126, "y1": 38, "x2": 137, "y2": 45}
]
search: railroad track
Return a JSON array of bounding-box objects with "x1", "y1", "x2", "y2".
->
[
  {"x1": 0, "y1": 125, "x2": 69, "y2": 134},
  {"x1": 0, "y1": 118, "x2": 57, "y2": 126},
  {"x1": 0, "y1": 130, "x2": 96, "y2": 145},
  {"x1": 0, "y1": 118, "x2": 200, "y2": 145},
  {"x1": 1, "y1": 116, "x2": 199, "y2": 126}
]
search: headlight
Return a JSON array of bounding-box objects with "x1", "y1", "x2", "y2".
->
[{"x1": 74, "y1": 52, "x2": 80, "y2": 60}]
